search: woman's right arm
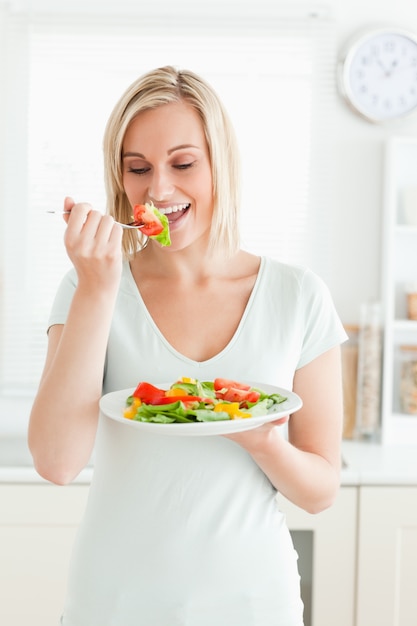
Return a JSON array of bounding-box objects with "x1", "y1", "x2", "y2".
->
[{"x1": 28, "y1": 199, "x2": 123, "y2": 485}]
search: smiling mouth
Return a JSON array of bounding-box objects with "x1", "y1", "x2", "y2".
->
[{"x1": 157, "y1": 203, "x2": 190, "y2": 222}]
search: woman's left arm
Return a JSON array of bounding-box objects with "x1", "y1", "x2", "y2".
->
[{"x1": 225, "y1": 346, "x2": 344, "y2": 514}]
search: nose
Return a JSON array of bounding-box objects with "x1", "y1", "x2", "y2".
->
[{"x1": 148, "y1": 168, "x2": 175, "y2": 202}]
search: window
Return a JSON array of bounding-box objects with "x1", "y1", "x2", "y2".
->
[{"x1": 0, "y1": 3, "x2": 336, "y2": 430}]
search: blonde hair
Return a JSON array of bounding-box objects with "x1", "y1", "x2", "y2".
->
[{"x1": 102, "y1": 66, "x2": 241, "y2": 258}]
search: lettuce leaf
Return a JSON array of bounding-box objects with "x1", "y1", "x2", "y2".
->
[
  {"x1": 149, "y1": 206, "x2": 171, "y2": 247},
  {"x1": 192, "y1": 409, "x2": 231, "y2": 422},
  {"x1": 170, "y1": 380, "x2": 216, "y2": 399}
]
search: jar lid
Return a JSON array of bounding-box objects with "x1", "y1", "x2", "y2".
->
[{"x1": 343, "y1": 324, "x2": 359, "y2": 332}]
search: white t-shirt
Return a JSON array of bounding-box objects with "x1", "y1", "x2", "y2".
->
[{"x1": 50, "y1": 256, "x2": 346, "y2": 626}]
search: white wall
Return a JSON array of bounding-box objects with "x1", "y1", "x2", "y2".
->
[
  {"x1": 324, "y1": 0, "x2": 417, "y2": 322},
  {"x1": 2, "y1": 0, "x2": 417, "y2": 326}
]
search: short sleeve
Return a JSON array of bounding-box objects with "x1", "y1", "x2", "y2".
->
[
  {"x1": 47, "y1": 268, "x2": 78, "y2": 330},
  {"x1": 297, "y1": 268, "x2": 347, "y2": 369}
]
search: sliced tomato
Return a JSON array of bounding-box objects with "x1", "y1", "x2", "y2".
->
[
  {"x1": 214, "y1": 378, "x2": 261, "y2": 404},
  {"x1": 244, "y1": 390, "x2": 262, "y2": 403},
  {"x1": 215, "y1": 388, "x2": 260, "y2": 403},
  {"x1": 213, "y1": 378, "x2": 251, "y2": 391},
  {"x1": 133, "y1": 204, "x2": 164, "y2": 236},
  {"x1": 132, "y1": 381, "x2": 166, "y2": 404}
]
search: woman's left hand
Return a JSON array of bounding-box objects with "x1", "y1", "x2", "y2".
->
[
  {"x1": 222, "y1": 347, "x2": 344, "y2": 514},
  {"x1": 223, "y1": 415, "x2": 289, "y2": 452}
]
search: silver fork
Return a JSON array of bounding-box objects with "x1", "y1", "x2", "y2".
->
[{"x1": 47, "y1": 210, "x2": 147, "y2": 230}]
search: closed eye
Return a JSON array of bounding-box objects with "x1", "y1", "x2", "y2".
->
[
  {"x1": 127, "y1": 163, "x2": 194, "y2": 174},
  {"x1": 128, "y1": 167, "x2": 150, "y2": 175},
  {"x1": 174, "y1": 162, "x2": 195, "y2": 170}
]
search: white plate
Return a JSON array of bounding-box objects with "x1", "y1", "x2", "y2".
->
[{"x1": 99, "y1": 382, "x2": 303, "y2": 437}]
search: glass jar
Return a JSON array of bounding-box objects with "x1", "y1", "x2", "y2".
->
[
  {"x1": 400, "y1": 345, "x2": 417, "y2": 415},
  {"x1": 341, "y1": 325, "x2": 359, "y2": 439},
  {"x1": 405, "y1": 283, "x2": 417, "y2": 321},
  {"x1": 355, "y1": 302, "x2": 382, "y2": 439}
]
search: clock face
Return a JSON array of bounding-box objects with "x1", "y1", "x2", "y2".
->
[{"x1": 340, "y1": 29, "x2": 417, "y2": 122}]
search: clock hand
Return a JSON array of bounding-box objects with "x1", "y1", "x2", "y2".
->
[
  {"x1": 377, "y1": 59, "x2": 390, "y2": 77},
  {"x1": 390, "y1": 60, "x2": 417, "y2": 73}
]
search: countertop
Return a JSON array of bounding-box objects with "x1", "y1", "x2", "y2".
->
[
  {"x1": 2, "y1": 435, "x2": 417, "y2": 486},
  {"x1": 341, "y1": 440, "x2": 417, "y2": 486}
]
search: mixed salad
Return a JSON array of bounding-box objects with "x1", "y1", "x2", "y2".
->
[
  {"x1": 124, "y1": 377, "x2": 287, "y2": 424},
  {"x1": 133, "y1": 203, "x2": 171, "y2": 246}
]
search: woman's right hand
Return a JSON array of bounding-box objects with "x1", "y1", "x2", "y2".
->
[{"x1": 63, "y1": 196, "x2": 123, "y2": 292}]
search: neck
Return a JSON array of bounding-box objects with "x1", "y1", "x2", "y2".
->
[{"x1": 134, "y1": 240, "x2": 236, "y2": 281}]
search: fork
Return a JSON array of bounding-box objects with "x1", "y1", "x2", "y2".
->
[{"x1": 47, "y1": 210, "x2": 146, "y2": 230}]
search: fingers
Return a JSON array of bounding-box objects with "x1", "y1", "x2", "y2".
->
[
  {"x1": 64, "y1": 201, "x2": 95, "y2": 233},
  {"x1": 60, "y1": 198, "x2": 123, "y2": 293},
  {"x1": 62, "y1": 199, "x2": 123, "y2": 264},
  {"x1": 222, "y1": 415, "x2": 290, "y2": 446},
  {"x1": 270, "y1": 415, "x2": 289, "y2": 427},
  {"x1": 63, "y1": 200, "x2": 120, "y2": 240},
  {"x1": 63, "y1": 196, "x2": 75, "y2": 223}
]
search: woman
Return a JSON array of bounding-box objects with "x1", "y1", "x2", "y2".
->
[{"x1": 29, "y1": 66, "x2": 346, "y2": 626}]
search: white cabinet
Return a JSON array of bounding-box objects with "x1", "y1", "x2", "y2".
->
[
  {"x1": 381, "y1": 137, "x2": 417, "y2": 444},
  {"x1": 0, "y1": 484, "x2": 89, "y2": 626},
  {"x1": 356, "y1": 486, "x2": 417, "y2": 626},
  {"x1": 277, "y1": 487, "x2": 357, "y2": 626}
]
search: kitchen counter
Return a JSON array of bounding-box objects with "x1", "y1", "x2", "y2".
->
[
  {"x1": 2, "y1": 435, "x2": 417, "y2": 485},
  {"x1": 341, "y1": 439, "x2": 417, "y2": 485}
]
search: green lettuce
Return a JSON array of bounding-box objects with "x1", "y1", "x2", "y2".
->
[{"x1": 149, "y1": 206, "x2": 171, "y2": 247}]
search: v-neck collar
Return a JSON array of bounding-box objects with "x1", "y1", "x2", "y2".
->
[{"x1": 123, "y1": 257, "x2": 266, "y2": 366}]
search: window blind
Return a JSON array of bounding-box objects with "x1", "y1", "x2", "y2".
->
[{"x1": 0, "y1": 6, "x2": 336, "y2": 425}]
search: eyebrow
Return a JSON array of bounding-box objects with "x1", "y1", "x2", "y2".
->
[{"x1": 122, "y1": 144, "x2": 201, "y2": 159}]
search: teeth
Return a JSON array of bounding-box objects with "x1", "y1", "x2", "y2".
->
[{"x1": 158, "y1": 203, "x2": 190, "y2": 215}]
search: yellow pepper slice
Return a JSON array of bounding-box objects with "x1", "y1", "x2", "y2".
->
[
  {"x1": 123, "y1": 397, "x2": 141, "y2": 419},
  {"x1": 213, "y1": 402, "x2": 251, "y2": 419},
  {"x1": 166, "y1": 387, "x2": 189, "y2": 397}
]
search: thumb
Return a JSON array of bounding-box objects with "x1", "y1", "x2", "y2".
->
[
  {"x1": 270, "y1": 415, "x2": 289, "y2": 427},
  {"x1": 64, "y1": 196, "x2": 75, "y2": 212},
  {"x1": 63, "y1": 196, "x2": 75, "y2": 223}
]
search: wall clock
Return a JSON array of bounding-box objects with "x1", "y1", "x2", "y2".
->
[{"x1": 338, "y1": 27, "x2": 417, "y2": 123}]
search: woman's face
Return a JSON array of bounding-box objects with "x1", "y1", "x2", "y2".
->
[{"x1": 122, "y1": 101, "x2": 213, "y2": 250}]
